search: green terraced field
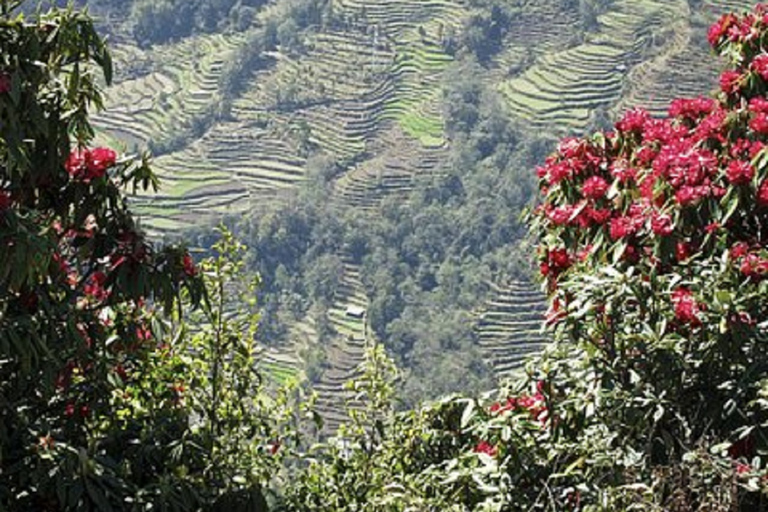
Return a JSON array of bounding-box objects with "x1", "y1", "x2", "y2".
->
[
  {"x1": 310, "y1": 258, "x2": 371, "y2": 433},
  {"x1": 499, "y1": 0, "x2": 685, "y2": 135},
  {"x1": 475, "y1": 280, "x2": 549, "y2": 380}
]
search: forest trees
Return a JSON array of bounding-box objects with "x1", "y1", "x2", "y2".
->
[{"x1": 0, "y1": 3, "x2": 293, "y2": 509}]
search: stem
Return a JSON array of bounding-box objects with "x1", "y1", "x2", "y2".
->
[{"x1": 208, "y1": 259, "x2": 225, "y2": 477}]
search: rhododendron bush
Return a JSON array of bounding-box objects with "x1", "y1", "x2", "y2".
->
[
  {"x1": 524, "y1": 3, "x2": 768, "y2": 507},
  {"x1": 0, "y1": 3, "x2": 297, "y2": 510}
]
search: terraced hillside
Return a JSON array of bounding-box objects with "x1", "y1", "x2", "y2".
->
[
  {"x1": 93, "y1": 0, "x2": 464, "y2": 232},
  {"x1": 616, "y1": 0, "x2": 755, "y2": 117},
  {"x1": 475, "y1": 280, "x2": 549, "y2": 380},
  {"x1": 310, "y1": 258, "x2": 370, "y2": 433},
  {"x1": 499, "y1": 0, "x2": 686, "y2": 135},
  {"x1": 90, "y1": 0, "x2": 762, "y2": 419}
]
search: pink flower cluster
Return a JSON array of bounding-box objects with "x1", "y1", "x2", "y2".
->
[
  {"x1": 83, "y1": 271, "x2": 109, "y2": 302},
  {"x1": 533, "y1": 3, "x2": 768, "y2": 332},
  {"x1": 731, "y1": 242, "x2": 768, "y2": 279},
  {"x1": 474, "y1": 440, "x2": 497, "y2": 457},
  {"x1": 708, "y1": 6, "x2": 768, "y2": 48},
  {"x1": 489, "y1": 382, "x2": 549, "y2": 425},
  {"x1": 671, "y1": 288, "x2": 702, "y2": 327},
  {"x1": 65, "y1": 147, "x2": 117, "y2": 182}
]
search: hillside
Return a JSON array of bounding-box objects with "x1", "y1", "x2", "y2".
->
[{"x1": 87, "y1": 0, "x2": 754, "y2": 427}]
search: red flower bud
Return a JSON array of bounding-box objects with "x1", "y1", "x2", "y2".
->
[
  {"x1": 182, "y1": 253, "x2": 197, "y2": 277},
  {"x1": 474, "y1": 440, "x2": 497, "y2": 457}
]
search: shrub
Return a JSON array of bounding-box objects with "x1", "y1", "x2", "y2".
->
[{"x1": 0, "y1": 3, "x2": 295, "y2": 509}]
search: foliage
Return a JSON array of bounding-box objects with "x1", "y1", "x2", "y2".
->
[
  {"x1": 0, "y1": 3, "x2": 294, "y2": 510},
  {"x1": 283, "y1": 4, "x2": 768, "y2": 511},
  {"x1": 127, "y1": 0, "x2": 325, "y2": 47}
]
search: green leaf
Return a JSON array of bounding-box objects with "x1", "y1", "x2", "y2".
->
[{"x1": 460, "y1": 399, "x2": 476, "y2": 429}]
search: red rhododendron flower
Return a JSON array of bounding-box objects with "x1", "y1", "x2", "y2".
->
[
  {"x1": 87, "y1": 147, "x2": 116, "y2": 177},
  {"x1": 609, "y1": 213, "x2": 644, "y2": 240},
  {"x1": 674, "y1": 185, "x2": 710, "y2": 206},
  {"x1": 634, "y1": 145, "x2": 658, "y2": 167},
  {"x1": 730, "y1": 137, "x2": 765, "y2": 160},
  {"x1": 750, "y1": 97, "x2": 768, "y2": 115},
  {"x1": 182, "y1": 253, "x2": 197, "y2": 277},
  {"x1": 726, "y1": 160, "x2": 754, "y2": 185},
  {"x1": 708, "y1": 14, "x2": 736, "y2": 47},
  {"x1": 669, "y1": 97, "x2": 716, "y2": 120},
  {"x1": 720, "y1": 70, "x2": 743, "y2": 95},
  {"x1": 705, "y1": 222, "x2": 721, "y2": 234},
  {"x1": 642, "y1": 117, "x2": 687, "y2": 144},
  {"x1": 545, "y1": 161, "x2": 573, "y2": 185},
  {"x1": 548, "y1": 248, "x2": 570, "y2": 269},
  {"x1": 65, "y1": 149, "x2": 88, "y2": 177},
  {"x1": 731, "y1": 242, "x2": 750, "y2": 260},
  {"x1": 66, "y1": 147, "x2": 117, "y2": 181},
  {"x1": 671, "y1": 287, "x2": 701, "y2": 326},
  {"x1": 750, "y1": 113, "x2": 768, "y2": 134},
  {"x1": 653, "y1": 140, "x2": 716, "y2": 188},
  {"x1": 693, "y1": 108, "x2": 728, "y2": 143},
  {"x1": 541, "y1": 248, "x2": 573, "y2": 280},
  {"x1": 581, "y1": 176, "x2": 609, "y2": 200},
  {"x1": 83, "y1": 271, "x2": 109, "y2": 301},
  {"x1": 489, "y1": 397, "x2": 516, "y2": 415},
  {"x1": 136, "y1": 324, "x2": 152, "y2": 341},
  {"x1": 740, "y1": 253, "x2": 768, "y2": 278},
  {"x1": 728, "y1": 15, "x2": 756, "y2": 42},
  {"x1": 587, "y1": 207, "x2": 611, "y2": 225},
  {"x1": 616, "y1": 108, "x2": 651, "y2": 134},
  {"x1": 0, "y1": 190, "x2": 10, "y2": 210},
  {"x1": 676, "y1": 242, "x2": 693, "y2": 262},
  {"x1": 757, "y1": 181, "x2": 768, "y2": 207},
  {"x1": 610, "y1": 162, "x2": 638, "y2": 183},
  {"x1": 650, "y1": 212, "x2": 673, "y2": 236},
  {"x1": 0, "y1": 73, "x2": 10, "y2": 94},
  {"x1": 474, "y1": 441, "x2": 497, "y2": 457},
  {"x1": 546, "y1": 205, "x2": 577, "y2": 226},
  {"x1": 517, "y1": 390, "x2": 549, "y2": 424},
  {"x1": 753, "y1": 54, "x2": 768, "y2": 80}
]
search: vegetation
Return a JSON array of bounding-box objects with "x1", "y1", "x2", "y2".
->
[
  {"x1": 283, "y1": 6, "x2": 768, "y2": 509},
  {"x1": 6, "y1": 1, "x2": 768, "y2": 510},
  {"x1": 82, "y1": 0, "x2": 758, "y2": 417},
  {"x1": 231, "y1": 68, "x2": 549, "y2": 406},
  {"x1": 0, "y1": 3, "x2": 297, "y2": 509}
]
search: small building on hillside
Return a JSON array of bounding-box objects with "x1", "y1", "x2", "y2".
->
[{"x1": 345, "y1": 305, "x2": 366, "y2": 319}]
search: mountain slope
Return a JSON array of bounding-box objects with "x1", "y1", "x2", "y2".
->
[{"x1": 91, "y1": 0, "x2": 755, "y2": 416}]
